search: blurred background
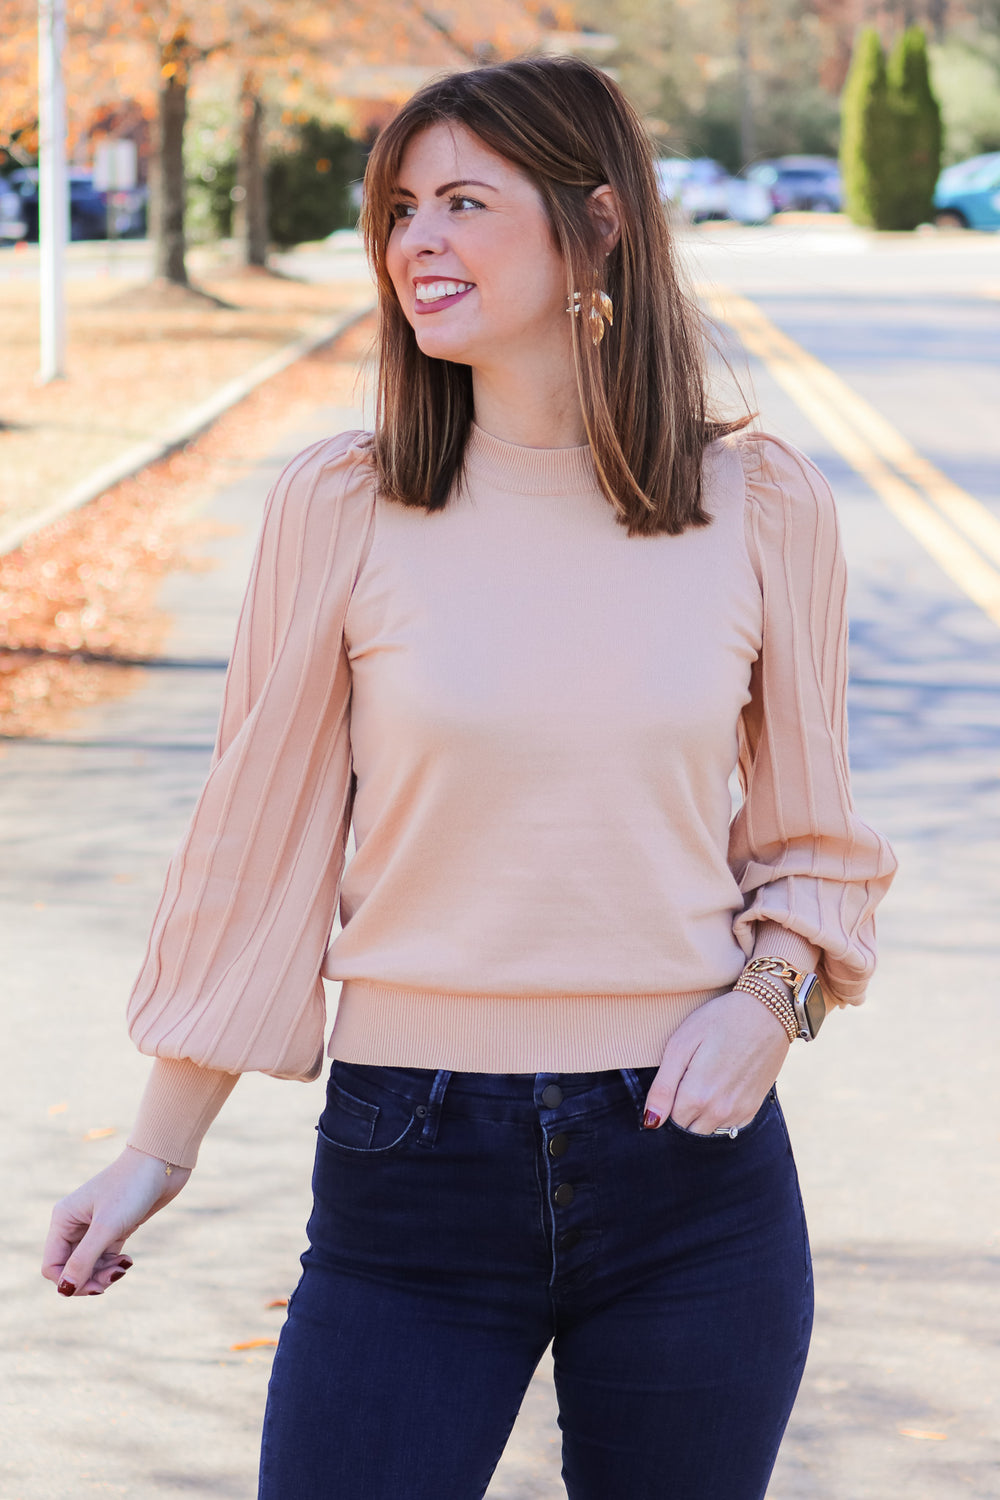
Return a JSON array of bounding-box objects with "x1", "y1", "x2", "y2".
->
[{"x1": 1, "y1": 0, "x2": 1000, "y2": 268}]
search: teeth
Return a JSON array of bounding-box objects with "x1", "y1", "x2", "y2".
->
[{"x1": 414, "y1": 280, "x2": 473, "y2": 303}]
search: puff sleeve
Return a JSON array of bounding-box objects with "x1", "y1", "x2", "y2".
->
[
  {"x1": 729, "y1": 433, "x2": 896, "y2": 1006},
  {"x1": 126, "y1": 434, "x2": 376, "y2": 1165}
]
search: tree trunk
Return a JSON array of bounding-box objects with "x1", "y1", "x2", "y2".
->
[
  {"x1": 736, "y1": 0, "x2": 756, "y2": 166},
  {"x1": 154, "y1": 35, "x2": 189, "y2": 285},
  {"x1": 235, "y1": 73, "x2": 268, "y2": 268}
]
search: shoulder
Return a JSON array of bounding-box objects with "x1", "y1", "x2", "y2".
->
[
  {"x1": 246, "y1": 431, "x2": 378, "y2": 625},
  {"x1": 720, "y1": 432, "x2": 844, "y2": 599},
  {"x1": 266, "y1": 430, "x2": 376, "y2": 529},
  {"x1": 727, "y1": 429, "x2": 836, "y2": 522}
]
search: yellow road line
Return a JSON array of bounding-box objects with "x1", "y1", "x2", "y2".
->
[{"x1": 702, "y1": 285, "x2": 1000, "y2": 629}]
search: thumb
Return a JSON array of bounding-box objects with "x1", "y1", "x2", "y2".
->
[{"x1": 59, "y1": 1221, "x2": 124, "y2": 1297}]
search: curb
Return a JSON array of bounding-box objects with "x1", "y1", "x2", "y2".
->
[{"x1": 0, "y1": 301, "x2": 375, "y2": 559}]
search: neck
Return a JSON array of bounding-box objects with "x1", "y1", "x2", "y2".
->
[{"x1": 471, "y1": 355, "x2": 586, "y2": 450}]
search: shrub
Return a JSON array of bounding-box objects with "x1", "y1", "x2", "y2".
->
[
  {"x1": 267, "y1": 120, "x2": 367, "y2": 248},
  {"x1": 841, "y1": 25, "x2": 943, "y2": 230},
  {"x1": 840, "y1": 28, "x2": 894, "y2": 227},
  {"x1": 886, "y1": 27, "x2": 942, "y2": 228}
]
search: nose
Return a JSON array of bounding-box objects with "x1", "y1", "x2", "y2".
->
[{"x1": 395, "y1": 203, "x2": 447, "y2": 259}]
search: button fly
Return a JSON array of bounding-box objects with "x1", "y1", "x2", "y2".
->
[
  {"x1": 548, "y1": 1133, "x2": 569, "y2": 1158},
  {"x1": 541, "y1": 1083, "x2": 563, "y2": 1108},
  {"x1": 553, "y1": 1182, "x2": 575, "y2": 1208}
]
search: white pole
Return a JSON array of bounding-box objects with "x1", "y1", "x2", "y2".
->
[{"x1": 38, "y1": 0, "x2": 67, "y2": 383}]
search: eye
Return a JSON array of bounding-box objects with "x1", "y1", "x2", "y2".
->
[
  {"x1": 448, "y1": 194, "x2": 486, "y2": 212},
  {"x1": 390, "y1": 201, "x2": 416, "y2": 222}
]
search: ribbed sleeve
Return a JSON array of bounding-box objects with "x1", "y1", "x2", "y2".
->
[
  {"x1": 126, "y1": 433, "x2": 376, "y2": 1163},
  {"x1": 729, "y1": 433, "x2": 897, "y2": 1005}
]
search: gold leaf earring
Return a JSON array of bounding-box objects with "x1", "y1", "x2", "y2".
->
[{"x1": 566, "y1": 284, "x2": 614, "y2": 346}]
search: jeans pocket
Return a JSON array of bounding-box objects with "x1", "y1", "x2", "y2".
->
[
  {"x1": 664, "y1": 1088, "x2": 776, "y2": 1146},
  {"x1": 316, "y1": 1074, "x2": 420, "y2": 1157}
]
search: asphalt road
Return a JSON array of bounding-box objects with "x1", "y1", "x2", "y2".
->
[{"x1": 2, "y1": 226, "x2": 999, "y2": 1499}]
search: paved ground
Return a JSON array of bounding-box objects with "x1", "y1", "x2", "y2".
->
[{"x1": 2, "y1": 225, "x2": 1000, "y2": 1498}]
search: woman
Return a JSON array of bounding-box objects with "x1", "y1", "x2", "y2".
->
[{"x1": 43, "y1": 56, "x2": 895, "y2": 1500}]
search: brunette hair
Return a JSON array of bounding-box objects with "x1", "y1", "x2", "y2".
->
[{"x1": 361, "y1": 55, "x2": 747, "y2": 536}]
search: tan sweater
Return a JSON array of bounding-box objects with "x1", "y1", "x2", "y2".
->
[{"x1": 127, "y1": 425, "x2": 896, "y2": 1167}]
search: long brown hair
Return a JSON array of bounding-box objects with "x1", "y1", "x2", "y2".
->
[{"x1": 361, "y1": 55, "x2": 747, "y2": 537}]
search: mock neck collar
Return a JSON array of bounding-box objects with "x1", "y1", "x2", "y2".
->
[{"x1": 465, "y1": 422, "x2": 601, "y2": 497}]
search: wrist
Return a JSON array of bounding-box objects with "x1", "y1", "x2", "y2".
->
[
  {"x1": 732, "y1": 971, "x2": 798, "y2": 1042},
  {"x1": 735, "y1": 957, "x2": 826, "y2": 1041},
  {"x1": 124, "y1": 1144, "x2": 191, "y2": 1181}
]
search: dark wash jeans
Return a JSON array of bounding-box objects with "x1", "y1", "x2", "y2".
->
[{"x1": 258, "y1": 1062, "x2": 813, "y2": 1500}]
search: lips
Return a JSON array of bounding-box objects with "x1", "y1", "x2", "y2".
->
[{"x1": 413, "y1": 279, "x2": 475, "y2": 313}]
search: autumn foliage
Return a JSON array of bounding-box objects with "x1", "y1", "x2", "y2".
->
[{"x1": 0, "y1": 0, "x2": 576, "y2": 278}]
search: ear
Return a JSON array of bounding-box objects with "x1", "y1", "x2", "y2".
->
[{"x1": 587, "y1": 184, "x2": 622, "y2": 252}]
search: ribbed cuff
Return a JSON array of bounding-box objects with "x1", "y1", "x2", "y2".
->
[
  {"x1": 127, "y1": 1057, "x2": 240, "y2": 1170},
  {"x1": 749, "y1": 920, "x2": 821, "y2": 976}
]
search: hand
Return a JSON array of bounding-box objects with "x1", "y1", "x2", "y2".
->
[
  {"x1": 643, "y1": 989, "x2": 791, "y2": 1135},
  {"x1": 41, "y1": 1145, "x2": 191, "y2": 1298}
]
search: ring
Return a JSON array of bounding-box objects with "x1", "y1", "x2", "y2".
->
[{"x1": 712, "y1": 1125, "x2": 740, "y2": 1138}]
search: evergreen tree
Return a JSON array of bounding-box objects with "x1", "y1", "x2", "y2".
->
[
  {"x1": 886, "y1": 27, "x2": 943, "y2": 229},
  {"x1": 840, "y1": 28, "x2": 894, "y2": 229}
]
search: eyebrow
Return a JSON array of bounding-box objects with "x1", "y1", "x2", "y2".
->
[{"x1": 393, "y1": 178, "x2": 499, "y2": 199}]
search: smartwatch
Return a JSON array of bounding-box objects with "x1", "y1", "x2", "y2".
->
[{"x1": 742, "y1": 958, "x2": 827, "y2": 1041}]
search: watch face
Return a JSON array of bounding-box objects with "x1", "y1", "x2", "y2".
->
[{"x1": 794, "y1": 973, "x2": 826, "y2": 1040}]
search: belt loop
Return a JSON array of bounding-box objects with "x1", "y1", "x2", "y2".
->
[
  {"x1": 619, "y1": 1068, "x2": 645, "y2": 1113},
  {"x1": 417, "y1": 1069, "x2": 451, "y2": 1147}
]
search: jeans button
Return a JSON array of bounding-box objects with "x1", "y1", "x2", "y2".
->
[
  {"x1": 553, "y1": 1182, "x2": 575, "y2": 1207},
  {"x1": 558, "y1": 1228, "x2": 582, "y2": 1251},
  {"x1": 548, "y1": 1133, "x2": 570, "y2": 1158},
  {"x1": 541, "y1": 1084, "x2": 563, "y2": 1108}
]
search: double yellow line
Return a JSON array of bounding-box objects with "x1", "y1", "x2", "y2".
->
[{"x1": 701, "y1": 286, "x2": 1000, "y2": 630}]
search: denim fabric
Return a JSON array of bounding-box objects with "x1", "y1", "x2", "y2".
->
[{"x1": 258, "y1": 1063, "x2": 813, "y2": 1500}]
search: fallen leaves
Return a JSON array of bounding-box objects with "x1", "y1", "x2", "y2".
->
[
  {"x1": 0, "y1": 311, "x2": 375, "y2": 737},
  {"x1": 230, "y1": 1338, "x2": 279, "y2": 1351}
]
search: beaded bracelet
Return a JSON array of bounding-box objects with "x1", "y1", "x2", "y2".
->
[{"x1": 732, "y1": 972, "x2": 798, "y2": 1043}]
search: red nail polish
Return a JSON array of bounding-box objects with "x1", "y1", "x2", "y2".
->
[
  {"x1": 57, "y1": 1279, "x2": 76, "y2": 1297},
  {"x1": 116, "y1": 1257, "x2": 133, "y2": 1269},
  {"x1": 642, "y1": 1109, "x2": 661, "y2": 1130},
  {"x1": 109, "y1": 1270, "x2": 126, "y2": 1284}
]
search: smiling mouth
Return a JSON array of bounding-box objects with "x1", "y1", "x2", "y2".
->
[{"x1": 413, "y1": 280, "x2": 475, "y2": 310}]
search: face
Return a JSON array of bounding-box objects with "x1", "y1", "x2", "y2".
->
[{"x1": 384, "y1": 122, "x2": 572, "y2": 377}]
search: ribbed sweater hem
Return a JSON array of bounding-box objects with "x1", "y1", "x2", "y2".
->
[{"x1": 328, "y1": 981, "x2": 729, "y2": 1072}]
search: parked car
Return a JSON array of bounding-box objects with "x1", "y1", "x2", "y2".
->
[
  {"x1": 742, "y1": 156, "x2": 842, "y2": 213},
  {"x1": 7, "y1": 167, "x2": 147, "y2": 241},
  {"x1": 0, "y1": 179, "x2": 27, "y2": 241},
  {"x1": 655, "y1": 157, "x2": 772, "y2": 225},
  {"x1": 934, "y1": 152, "x2": 1000, "y2": 230}
]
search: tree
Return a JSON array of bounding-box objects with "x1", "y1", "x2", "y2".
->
[
  {"x1": 841, "y1": 24, "x2": 944, "y2": 231},
  {"x1": 886, "y1": 25, "x2": 942, "y2": 229},
  {"x1": 840, "y1": 27, "x2": 894, "y2": 228},
  {"x1": 0, "y1": 0, "x2": 574, "y2": 286}
]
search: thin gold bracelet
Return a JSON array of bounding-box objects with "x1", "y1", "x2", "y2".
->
[{"x1": 733, "y1": 974, "x2": 798, "y2": 1042}]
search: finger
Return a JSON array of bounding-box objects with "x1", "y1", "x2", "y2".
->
[
  {"x1": 643, "y1": 1032, "x2": 701, "y2": 1129},
  {"x1": 86, "y1": 1246, "x2": 133, "y2": 1292},
  {"x1": 58, "y1": 1222, "x2": 125, "y2": 1298},
  {"x1": 41, "y1": 1212, "x2": 89, "y2": 1287}
]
